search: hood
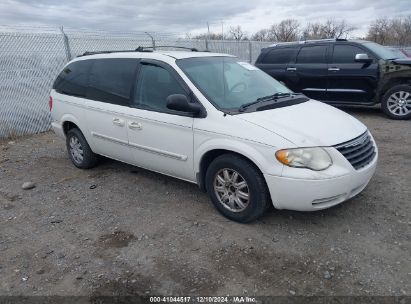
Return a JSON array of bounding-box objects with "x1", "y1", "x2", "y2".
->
[
  {"x1": 237, "y1": 100, "x2": 367, "y2": 147},
  {"x1": 392, "y1": 58, "x2": 411, "y2": 65}
]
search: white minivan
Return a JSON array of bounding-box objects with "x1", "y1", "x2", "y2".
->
[{"x1": 50, "y1": 49, "x2": 378, "y2": 222}]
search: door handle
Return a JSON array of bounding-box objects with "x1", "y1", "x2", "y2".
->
[
  {"x1": 287, "y1": 67, "x2": 297, "y2": 71},
  {"x1": 128, "y1": 121, "x2": 143, "y2": 130},
  {"x1": 328, "y1": 67, "x2": 340, "y2": 71},
  {"x1": 112, "y1": 117, "x2": 125, "y2": 127}
]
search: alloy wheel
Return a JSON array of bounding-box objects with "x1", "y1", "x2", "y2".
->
[
  {"x1": 69, "y1": 136, "x2": 84, "y2": 164},
  {"x1": 387, "y1": 91, "x2": 411, "y2": 116},
  {"x1": 213, "y1": 168, "x2": 250, "y2": 212}
]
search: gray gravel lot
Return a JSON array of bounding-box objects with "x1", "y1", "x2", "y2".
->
[{"x1": 0, "y1": 107, "x2": 410, "y2": 298}]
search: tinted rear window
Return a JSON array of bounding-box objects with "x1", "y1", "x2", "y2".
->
[
  {"x1": 262, "y1": 47, "x2": 297, "y2": 64},
  {"x1": 297, "y1": 45, "x2": 327, "y2": 64},
  {"x1": 87, "y1": 58, "x2": 139, "y2": 106},
  {"x1": 53, "y1": 60, "x2": 92, "y2": 97}
]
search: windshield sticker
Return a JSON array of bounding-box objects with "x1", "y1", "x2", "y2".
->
[{"x1": 238, "y1": 62, "x2": 259, "y2": 71}]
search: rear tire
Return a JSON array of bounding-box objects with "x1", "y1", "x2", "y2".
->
[
  {"x1": 205, "y1": 154, "x2": 271, "y2": 223},
  {"x1": 381, "y1": 84, "x2": 411, "y2": 120},
  {"x1": 66, "y1": 128, "x2": 99, "y2": 169}
]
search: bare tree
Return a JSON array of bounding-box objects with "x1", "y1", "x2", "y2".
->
[
  {"x1": 366, "y1": 16, "x2": 411, "y2": 45},
  {"x1": 303, "y1": 19, "x2": 356, "y2": 40},
  {"x1": 366, "y1": 17, "x2": 390, "y2": 44},
  {"x1": 251, "y1": 29, "x2": 270, "y2": 41},
  {"x1": 268, "y1": 19, "x2": 301, "y2": 42},
  {"x1": 192, "y1": 32, "x2": 223, "y2": 40},
  {"x1": 388, "y1": 16, "x2": 411, "y2": 46},
  {"x1": 322, "y1": 19, "x2": 356, "y2": 38},
  {"x1": 304, "y1": 22, "x2": 324, "y2": 39},
  {"x1": 228, "y1": 25, "x2": 247, "y2": 40}
]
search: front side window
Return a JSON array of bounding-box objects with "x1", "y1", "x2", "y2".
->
[
  {"x1": 87, "y1": 58, "x2": 138, "y2": 106},
  {"x1": 332, "y1": 45, "x2": 372, "y2": 63},
  {"x1": 297, "y1": 45, "x2": 327, "y2": 64},
  {"x1": 177, "y1": 57, "x2": 292, "y2": 111},
  {"x1": 134, "y1": 64, "x2": 187, "y2": 111},
  {"x1": 53, "y1": 60, "x2": 92, "y2": 97}
]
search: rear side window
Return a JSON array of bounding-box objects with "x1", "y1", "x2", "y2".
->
[
  {"x1": 134, "y1": 64, "x2": 187, "y2": 111},
  {"x1": 53, "y1": 60, "x2": 92, "y2": 97},
  {"x1": 262, "y1": 47, "x2": 297, "y2": 64},
  {"x1": 297, "y1": 45, "x2": 327, "y2": 64},
  {"x1": 332, "y1": 45, "x2": 371, "y2": 63},
  {"x1": 87, "y1": 58, "x2": 139, "y2": 106}
]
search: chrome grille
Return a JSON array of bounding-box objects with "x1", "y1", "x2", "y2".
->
[{"x1": 334, "y1": 132, "x2": 376, "y2": 170}]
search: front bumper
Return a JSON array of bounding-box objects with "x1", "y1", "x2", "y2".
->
[{"x1": 264, "y1": 154, "x2": 377, "y2": 211}]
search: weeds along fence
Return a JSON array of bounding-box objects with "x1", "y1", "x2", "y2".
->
[
  {"x1": 0, "y1": 26, "x2": 271, "y2": 139},
  {"x1": 0, "y1": 26, "x2": 410, "y2": 139}
]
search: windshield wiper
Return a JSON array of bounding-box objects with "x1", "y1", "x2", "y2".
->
[{"x1": 238, "y1": 92, "x2": 302, "y2": 112}]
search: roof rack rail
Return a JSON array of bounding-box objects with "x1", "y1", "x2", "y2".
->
[
  {"x1": 136, "y1": 46, "x2": 199, "y2": 52},
  {"x1": 78, "y1": 45, "x2": 200, "y2": 57},
  {"x1": 269, "y1": 38, "x2": 347, "y2": 47},
  {"x1": 79, "y1": 50, "x2": 141, "y2": 57}
]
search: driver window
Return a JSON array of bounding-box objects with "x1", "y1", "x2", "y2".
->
[
  {"x1": 134, "y1": 64, "x2": 187, "y2": 111},
  {"x1": 332, "y1": 45, "x2": 374, "y2": 63}
]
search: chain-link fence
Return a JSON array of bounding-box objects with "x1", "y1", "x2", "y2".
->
[
  {"x1": 0, "y1": 26, "x2": 273, "y2": 139},
  {"x1": 1, "y1": 25, "x2": 410, "y2": 139}
]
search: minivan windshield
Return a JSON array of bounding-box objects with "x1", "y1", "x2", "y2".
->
[
  {"x1": 362, "y1": 42, "x2": 406, "y2": 59},
  {"x1": 176, "y1": 57, "x2": 294, "y2": 111}
]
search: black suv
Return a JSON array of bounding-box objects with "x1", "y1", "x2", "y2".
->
[{"x1": 255, "y1": 39, "x2": 411, "y2": 120}]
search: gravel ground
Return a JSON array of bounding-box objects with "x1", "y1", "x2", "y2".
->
[{"x1": 0, "y1": 107, "x2": 410, "y2": 299}]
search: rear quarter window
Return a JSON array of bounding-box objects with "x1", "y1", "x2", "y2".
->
[{"x1": 53, "y1": 60, "x2": 92, "y2": 97}]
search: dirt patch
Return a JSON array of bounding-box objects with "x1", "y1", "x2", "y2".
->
[
  {"x1": 0, "y1": 109, "x2": 410, "y2": 297},
  {"x1": 97, "y1": 231, "x2": 136, "y2": 248}
]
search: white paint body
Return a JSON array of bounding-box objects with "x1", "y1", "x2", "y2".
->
[{"x1": 50, "y1": 51, "x2": 378, "y2": 211}]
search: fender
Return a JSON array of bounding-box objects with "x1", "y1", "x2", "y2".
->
[
  {"x1": 377, "y1": 60, "x2": 411, "y2": 100},
  {"x1": 60, "y1": 114, "x2": 96, "y2": 151},
  {"x1": 194, "y1": 137, "x2": 284, "y2": 178}
]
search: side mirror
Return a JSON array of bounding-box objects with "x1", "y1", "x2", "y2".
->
[
  {"x1": 166, "y1": 94, "x2": 202, "y2": 115},
  {"x1": 355, "y1": 53, "x2": 372, "y2": 63}
]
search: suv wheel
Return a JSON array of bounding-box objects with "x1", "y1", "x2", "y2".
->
[
  {"x1": 66, "y1": 128, "x2": 99, "y2": 169},
  {"x1": 381, "y1": 84, "x2": 411, "y2": 120},
  {"x1": 205, "y1": 154, "x2": 271, "y2": 223}
]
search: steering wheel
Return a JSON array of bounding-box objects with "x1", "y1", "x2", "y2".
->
[{"x1": 230, "y1": 82, "x2": 247, "y2": 93}]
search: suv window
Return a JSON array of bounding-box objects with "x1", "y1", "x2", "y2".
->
[
  {"x1": 53, "y1": 60, "x2": 92, "y2": 97},
  {"x1": 87, "y1": 58, "x2": 138, "y2": 106},
  {"x1": 332, "y1": 45, "x2": 372, "y2": 63},
  {"x1": 134, "y1": 64, "x2": 187, "y2": 111},
  {"x1": 297, "y1": 45, "x2": 327, "y2": 64},
  {"x1": 263, "y1": 47, "x2": 297, "y2": 64}
]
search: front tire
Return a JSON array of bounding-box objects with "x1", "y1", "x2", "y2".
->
[
  {"x1": 66, "y1": 128, "x2": 99, "y2": 169},
  {"x1": 205, "y1": 154, "x2": 271, "y2": 223},
  {"x1": 381, "y1": 84, "x2": 411, "y2": 120}
]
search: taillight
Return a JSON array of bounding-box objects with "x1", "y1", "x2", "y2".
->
[{"x1": 49, "y1": 96, "x2": 53, "y2": 111}]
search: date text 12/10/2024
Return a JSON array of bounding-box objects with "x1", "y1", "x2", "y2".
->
[{"x1": 149, "y1": 296, "x2": 257, "y2": 303}]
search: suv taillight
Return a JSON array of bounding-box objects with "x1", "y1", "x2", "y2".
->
[{"x1": 49, "y1": 96, "x2": 53, "y2": 111}]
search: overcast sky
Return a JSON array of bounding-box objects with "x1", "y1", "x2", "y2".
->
[{"x1": 1, "y1": 0, "x2": 411, "y2": 37}]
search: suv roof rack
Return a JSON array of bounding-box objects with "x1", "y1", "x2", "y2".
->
[
  {"x1": 136, "y1": 46, "x2": 199, "y2": 52},
  {"x1": 269, "y1": 38, "x2": 347, "y2": 47},
  {"x1": 78, "y1": 45, "x2": 200, "y2": 57}
]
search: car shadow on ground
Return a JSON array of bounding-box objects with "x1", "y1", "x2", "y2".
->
[{"x1": 97, "y1": 156, "x2": 362, "y2": 226}]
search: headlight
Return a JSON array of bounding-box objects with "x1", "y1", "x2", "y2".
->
[{"x1": 275, "y1": 147, "x2": 332, "y2": 171}]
